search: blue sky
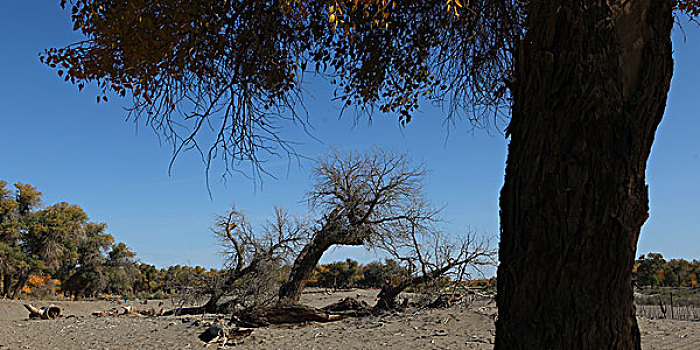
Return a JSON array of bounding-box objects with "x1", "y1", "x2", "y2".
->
[{"x1": 1, "y1": 2, "x2": 698, "y2": 272}]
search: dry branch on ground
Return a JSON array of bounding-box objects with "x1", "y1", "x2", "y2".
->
[{"x1": 23, "y1": 303, "x2": 61, "y2": 320}]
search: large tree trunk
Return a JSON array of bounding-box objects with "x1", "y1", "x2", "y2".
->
[
  {"x1": 278, "y1": 214, "x2": 368, "y2": 305},
  {"x1": 496, "y1": 1, "x2": 673, "y2": 349}
]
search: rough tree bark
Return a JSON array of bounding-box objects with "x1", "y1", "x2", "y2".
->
[{"x1": 496, "y1": 0, "x2": 673, "y2": 349}]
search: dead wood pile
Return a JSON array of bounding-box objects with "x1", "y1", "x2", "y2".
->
[
  {"x1": 322, "y1": 297, "x2": 372, "y2": 316},
  {"x1": 233, "y1": 305, "x2": 345, "y2": 327},
  {"x1": 199, "y1": 323, "x2": 255, "y2": 347},
  {"x1": 91, "y1": 305, "x2": 163, "y2": 317},
  {"x1": 427, "y1": 294, "x2": 463, "y2": 309}
]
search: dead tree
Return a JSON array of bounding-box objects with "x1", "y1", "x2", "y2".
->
[
  {"x1": 233, "y1": 305, "x2": 344, "y2": 327},
  {"x1": 278, "y1": 149, "x2": 435, "y2": 304},
  {"x1": 167, "y1": 206, "x2": 308, "y2": 315},
  {"x1": 373, "y1": 226, "x2": 495, "y2": 310}
]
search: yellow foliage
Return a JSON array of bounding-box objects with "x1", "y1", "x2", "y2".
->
[
  {"x1": 467, "y1": 279, "x2": 491, "y2": 287},
  {"x1": 28, "y1": 274, "x2": 50, "y2": 287}
]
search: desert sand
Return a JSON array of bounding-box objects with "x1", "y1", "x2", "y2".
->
[{"x1": 0, "y1": 289, "x2": 697, "y2": 349}]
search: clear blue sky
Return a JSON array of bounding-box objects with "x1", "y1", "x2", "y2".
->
[{"x1": 1, "y1": 3, "x2": 698, "y2": 272}]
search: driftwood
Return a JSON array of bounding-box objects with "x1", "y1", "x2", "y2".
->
[
  {"x1": 92, "y1": 307, "x2": 120, "y2": 317},
  {"x1": 162, "y1": 299, "x2": 238, "y2": 316},
  {"x1": 24, "y1": 304, "x2": 61, "y2": 320},
  {"x1": 199, "y1": 323, "x2": 255, "y2": 347},
  {"x1": 162, "y1": 305, "x2": 207, "y2": 316},
  {"x1": 322, "y1": 297, "x2": 369, "y2": 311},
  {"x1": 92, "y1": 306, "x2": 163, "y2": 317},
  {"x1": 233, "y1": 305, "x2": 344, "y2": 327},
  {"x1": 427, "y1": 294, "x2": 462, "y2": 309},
  {"x1": 321, "y1": 297, "x2": 373, "y2": 317},
  {"x1": 137, "y1": 307, "x2": 162, "y2": 316}
]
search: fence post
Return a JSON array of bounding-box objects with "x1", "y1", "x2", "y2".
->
[{"x1": 669, "y1": 291, "x2": 674, "y2": 320}]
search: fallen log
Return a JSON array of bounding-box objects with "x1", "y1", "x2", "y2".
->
[
  {"x1": 233, "y1": 305, "x2": 344, "y2": 327},
  {"x1": 162, "y1": 298, "x2": 239, "y2": 316},
  {"x1": 92, "y1": 307, "x2": 120, "y2": 317},
  {"x1": 122, "y1": 305, "x2": 134, "y2": 315},
  {"x1": 162, "y1": 306, "x2": 204, "y2": 316},
  {"x1": 427, "y1": 294, "x2": 462, "y2": 309},
  {"x1": 322, "y1": 297, "x2": 369, "y2": 311},
  {"x1": 24, "y1": 304, "x2": 61, "y2": 320},
  {"x1": 138, "y1": 307, "x2": 162, "y2": 316},
  {"x1": 321, "y1": 297, "x2": 372, "y2": 317},
  {"x1": 199, "y1": 323, "x2": 254, "y2": 347},
  {"x1": 91, "y1": 306, "x2": 162, "y2": 317}
]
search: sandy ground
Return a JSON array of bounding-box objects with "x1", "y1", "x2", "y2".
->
[{"x1": 0, "y1": 290, "x2": 697, "y2": 349}]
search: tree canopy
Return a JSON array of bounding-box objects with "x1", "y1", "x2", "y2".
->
[
  {"x1": 634, "y1": 253, "x2": 700, "y2": 288},
  {"x1": 0, "y1": 180, "x2": 137, "y2": 299},
  {"x1": 43, "y1": 0, "x2": 522, "y2": 177}
]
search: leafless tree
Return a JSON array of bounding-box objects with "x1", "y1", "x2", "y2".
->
[
  {"x1": 174, "y1": 149, "x2": 493, "y2": 322},
  {"x1": 374, "y1": 225, "x2": 495, "y2": 310},
  {"x1": 169, "y1": 206, "x2": 309, "y2": 315},
  {"x1": 278, "y1": 148, "x2": 436, "y2": 304}
]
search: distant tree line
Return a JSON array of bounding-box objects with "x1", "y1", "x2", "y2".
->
[
  {"x1": 634, "y1": 253, "x2": 700, "y2": 288},
  {"x1": 0, "y1": 180, "x2": 139, "y2": 299},
  {"x1": 2, "y1": 176, "x2": 492, "y2": 304},
  {"x1": 305, "y1": 258, "x2": 408, "y2": 289},
  {"x1": 0, "y1": 179, "x2": 441, "y2": 301}
]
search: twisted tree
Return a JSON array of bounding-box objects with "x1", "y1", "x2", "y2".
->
[
  {"x1": 169, "y1": 205, "x2": 309, "y2": 315},
  {"x1": 279, "y1": 148, "x2": 435, "y2": 304}
]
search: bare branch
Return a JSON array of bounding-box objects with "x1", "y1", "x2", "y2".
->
[
  {"x1": 279, "y1": 148, "x2": 439, "y2": 304},
  {"x1": 171, "y1": 205, "x2": 311, "y2": 315},
  {"x1": 374, "y1": 226, "x2": 496, "y2": 310},
  {"x1": 44, "y1": 1, "x2": 524, "y2": 179}
]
